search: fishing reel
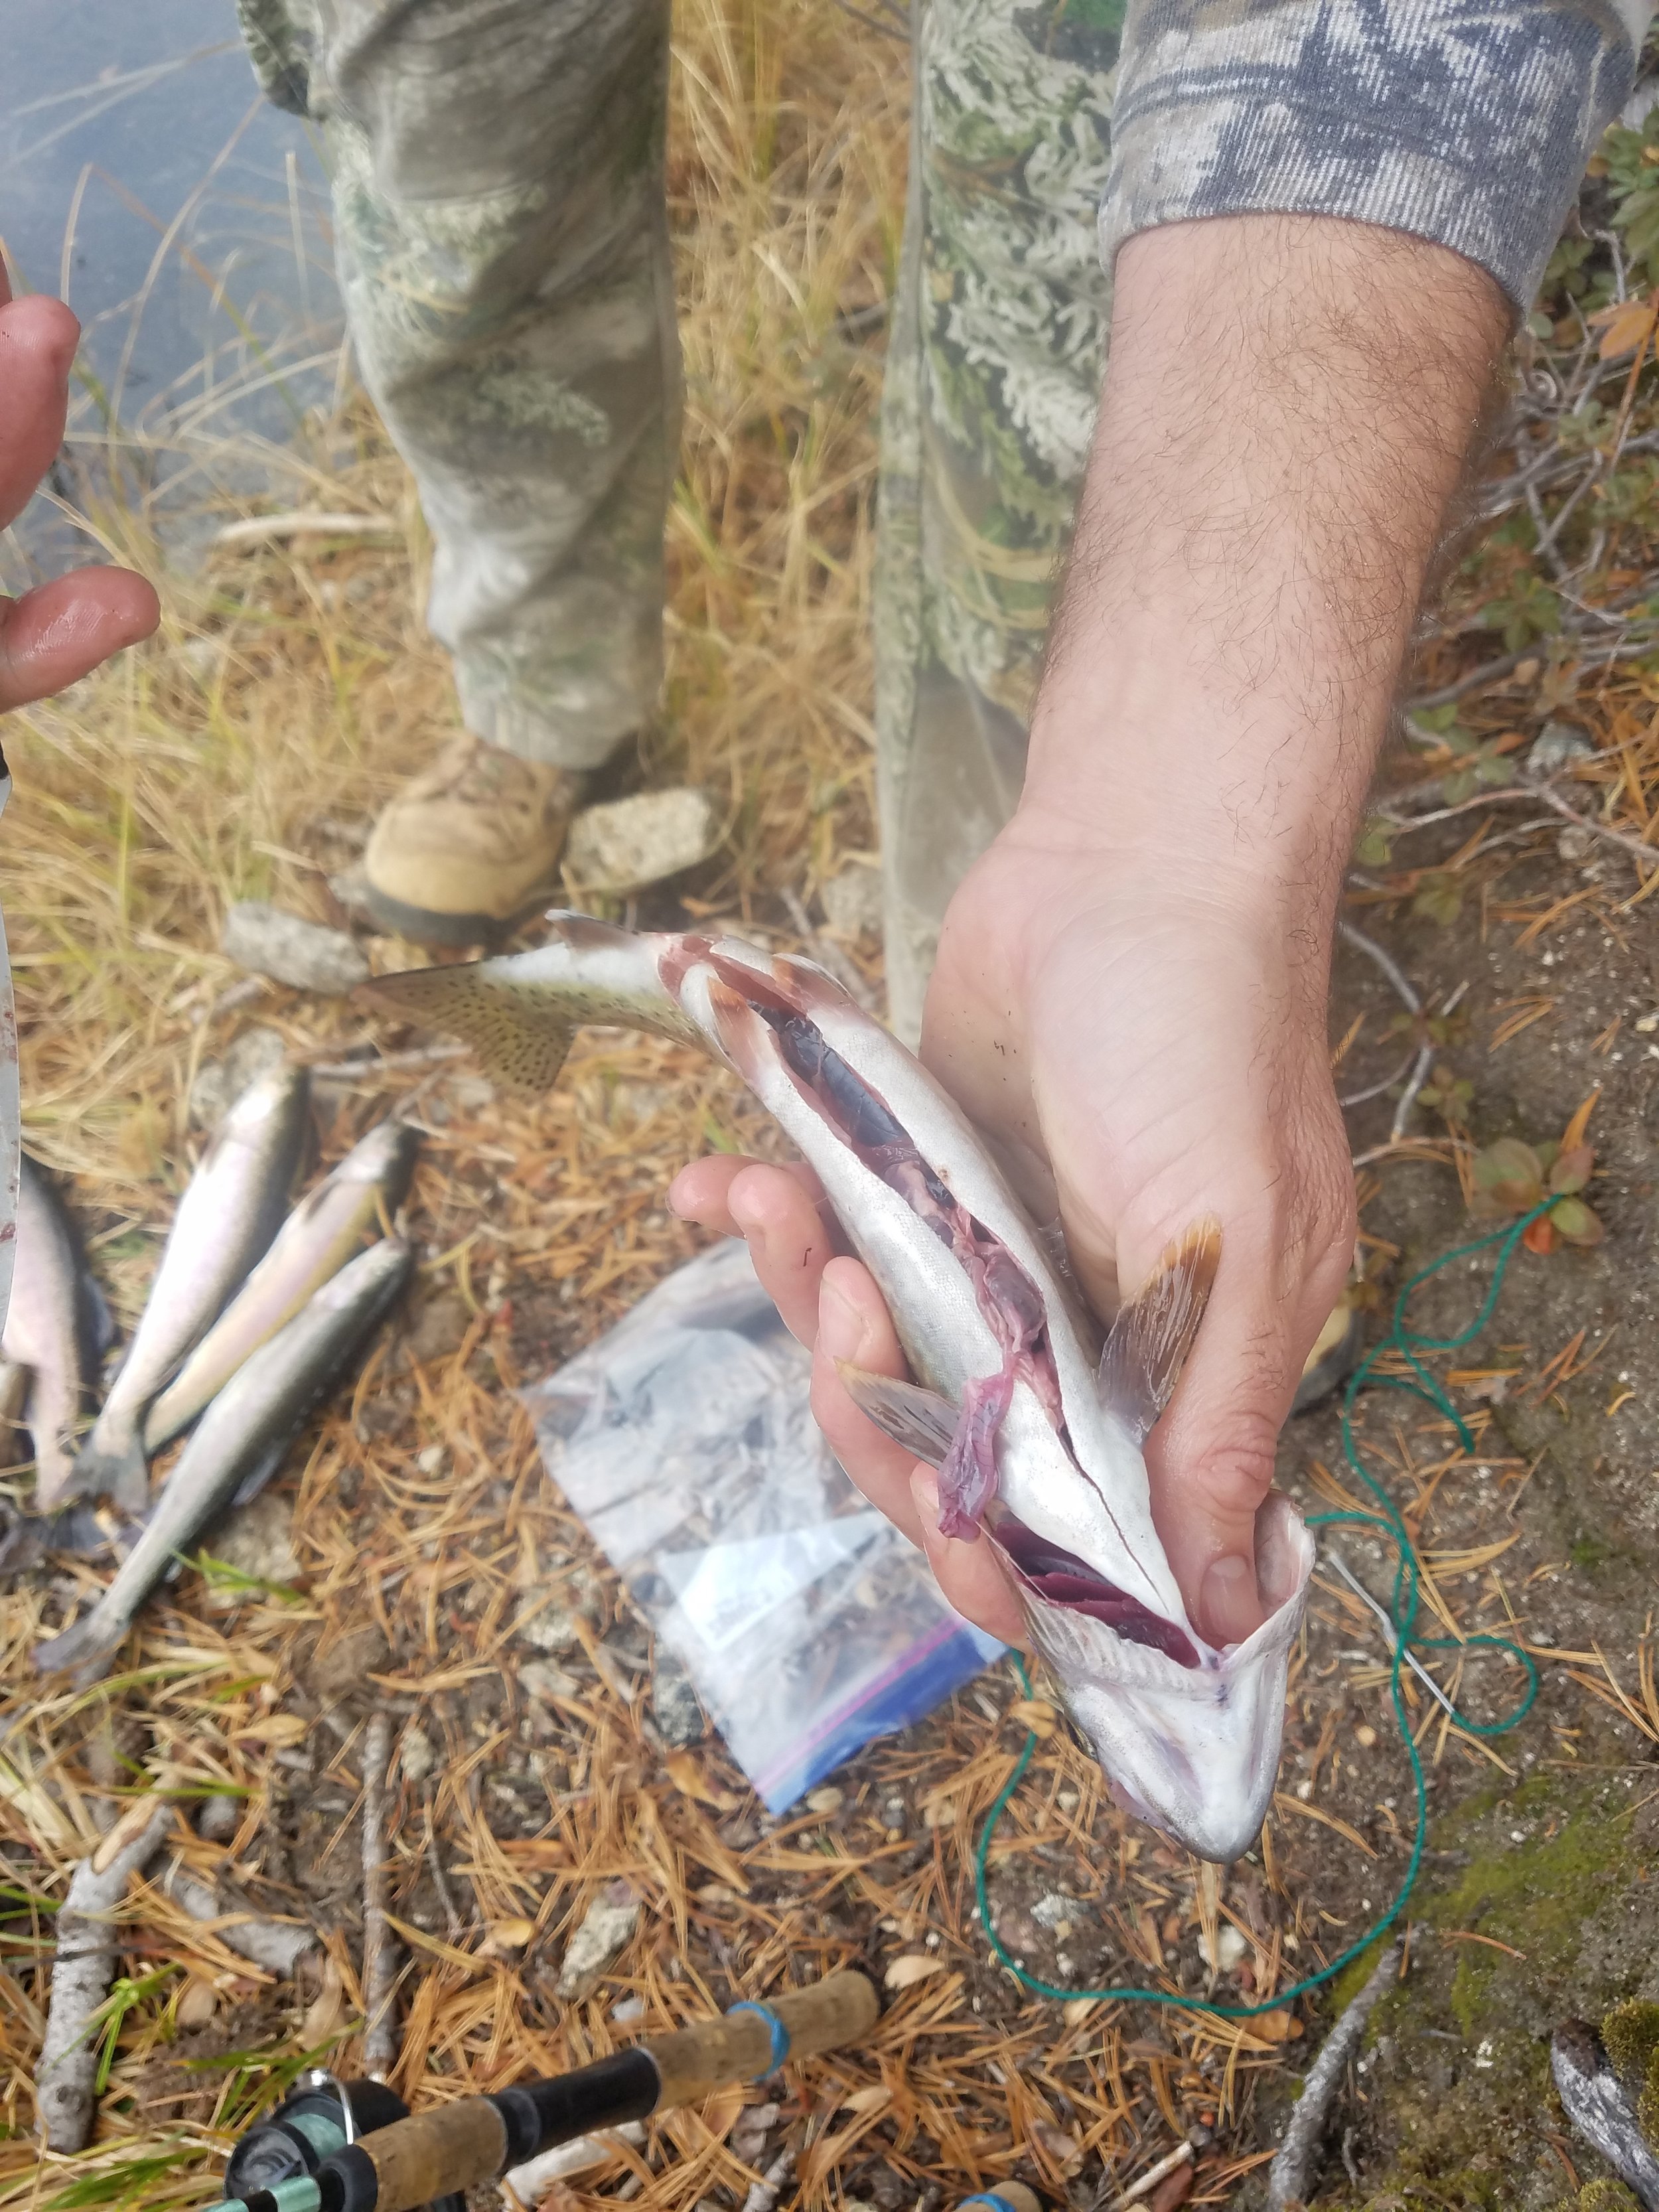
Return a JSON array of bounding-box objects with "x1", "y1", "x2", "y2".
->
[{"x1": 221, "y1": 2071, "x2": 464, "y2": 2212}]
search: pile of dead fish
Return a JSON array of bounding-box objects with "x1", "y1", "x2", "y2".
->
[{"x1": 1, "y1": 1067, "x2": 416, "y2": 1686}]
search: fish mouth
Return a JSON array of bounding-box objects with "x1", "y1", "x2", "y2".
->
[{"x1": 990, "y1": 1509, "x2": 1201, "y2": 1668}]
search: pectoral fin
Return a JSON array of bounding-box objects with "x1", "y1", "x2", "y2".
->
[
  {"x1": 834, "y1": 1361, "x2": 959, "y2": 1466},
  {"x1": 362, "y1": 963, "x2": 578, "y2": 1098},
  {"x1": 1097, "y1": 1219, "x2": 1221, "y2": 1441}
]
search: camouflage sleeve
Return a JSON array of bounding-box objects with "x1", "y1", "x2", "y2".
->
[{"x1": 1099, "y1": 0, "x2": 1654, "y2": 311}]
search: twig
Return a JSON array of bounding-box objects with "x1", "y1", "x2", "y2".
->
[
  {"x1": 1524, "y1": 776, "x2": 1659, "y2": 870},
  {"x1": 360, "y1": 1710, "x2": 398, "y2": 2077},
  {"x1": 1391, "y1": 1047, "x2": 1436, "y2": 1145},
  {"x1": 1338, "y1": 1047, "x2": 1418, "y2": 1110},
  {"x1": 308, "y1": 1043, "x2": 469, "y2": 1080},
  {"x1": 742, "y1": 2144, "x2": 797, "y2": 2212},
  {"x1": 1325, "y1": 1554, "x2": 1462, "y2": 1722},
  {"x1": 826, "y1": 0, "x2": 909, "y2": 35},
  {"x1": 781, "y1": 886, "x2": 879, "y2": 1011},
  {"x1": 214, "y1": 510, "x2": 399, "y2": 549},
  {"x1": 1106, "y1": 2138, "x2": 1196, "y2": 2211},
  {"x1": 1404, "y1": 648, "x2": 1530, "y2": 713},
  {"x1": 501, "y1": 2124, "x2": 650, "y2": 2210},
  {"x1": 423, "y1": 1794, "x2": 464, "y2": 1943},
  {"x1": 1551, "y1": 2019, "x2": 1659, "y2": 2211},
  {"x1": 36, "y1": 1798, "x2": 173, "y2": 2151},
  {"x1": 1265, "y1": 1937, "x2": 1402, "y2": 2210},
  {"x1": 1336, "y1": 922, "x2": 1420, "y2": 1016},
  {"x1": 160, "y1": 1860, "x2": 319, "y2": 1977}
]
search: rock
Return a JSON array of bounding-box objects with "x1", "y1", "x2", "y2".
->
[
  {"x1": 520, "y1": 1605, "x2": 582, "y2": 1655},
  {"x1": 222, "y1": 901, "x2": 371, "y2": 995},
  {"x1": 1031, "y1": 1891, "x2": 1083, "y2": 1930},
  {"x1": 190, "y1": 1025, "x2": 288, "y2": 1129},
  {"x1": 309, "y1": 1622, "x2": 390, "y2": 1704},
  {"x1": 611, "y1": 1994, "x2": 647, "y2": 2024},
  {"x1": 731, "y1": 2102, "x2": 780, "y2": 2168},
  {"x1": 521, "y1": 1660, "x2": 581, "y2": 1704},
  {"x1": 202, "y1": 1493, "x2": 301, "y2": 1597},
  {"x1": 396, "y1": 1291, "x2": 472, "y2": 1370},
  {"x1": 1199, "y1": 1923, "x2": 1249, "y2": 1973},
  {"x1": 807, "y1": 1785, "x2": 845, "y2": 1817},
  {"x1": 555, "y1": 1881, "x2": 640, "y2": 1999},
  {"x1": 197, "y1": 1793, "x2": 242, "y2": 1842},
  {"x1": 399, "y1": 1724, "x2": 436, "y2": 1787},
  {"x1": 177, "y1": 1977, "x2": 219, "y2": 2028},
  {"x1": 651, "y1": 1647, "x2": 705, "y2": 1747},
  {"x1": 1528, "y1": 719, "x2": 1597, "y2": 779},
  {"x1": 563, "y1": 788, "x2": 721, "y2": 894},
  {"x1": 326, "y1": 866, "x2": 374, "y2": 921},
  {"x1": 820, "y1": 861, "x2": 883, "y2": 941}
]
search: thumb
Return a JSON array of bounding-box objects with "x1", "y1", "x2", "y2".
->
[{"x1": 1142, "y1": 1222, "x2": 1351, "y2": 1645}]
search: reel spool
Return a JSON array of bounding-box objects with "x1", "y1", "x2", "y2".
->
[{"x1": 222, "y1": 2071, "x2": 464, "y2": 2212}]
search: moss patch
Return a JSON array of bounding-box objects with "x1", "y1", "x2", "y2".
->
[{"x1": 1273, "y1": 1769, "x2": 1659, "y2": 2212}]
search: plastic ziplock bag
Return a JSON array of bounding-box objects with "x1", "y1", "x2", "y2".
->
[{"x1": 522, "y1": 1240, "x2": 1003, "y2": 1812}]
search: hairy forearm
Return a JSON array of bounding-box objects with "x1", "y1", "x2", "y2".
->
[{"x1": 1026, "y1": 213, "x2": 1510, "y2": 933}]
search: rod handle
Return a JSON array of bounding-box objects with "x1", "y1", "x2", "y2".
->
[
  {"x1": 328, "y1": 2099, "x2": 507, "y2": 2212},
  {"x1": 646, "y1": 1970, "x2": 880, "y2": 2108}
]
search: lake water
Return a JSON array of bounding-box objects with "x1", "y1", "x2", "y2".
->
[{"x1": 1, "y1": 0, "x2": 340, "y2": 579}]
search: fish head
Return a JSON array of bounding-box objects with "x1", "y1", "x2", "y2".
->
[{"x1": 1005, "y1": 1491, "x2": 1313, "y2": 1862}]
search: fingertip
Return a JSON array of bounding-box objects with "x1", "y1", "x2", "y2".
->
[
  {"x1": 1199, "y1": 1552, "x2": 1263, "y2": 1645},
  {"x1": 0, "y1": 293, "x2": 80, "y2": 374},
  {"x1": 109, "y1": 571, "x2": 161, "y2": 642}
]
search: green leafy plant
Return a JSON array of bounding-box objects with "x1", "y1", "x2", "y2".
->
[
  {"x1": 1410, "y1": 704, "x2": 1517, "y2": 804},
  {"x1": 1411, "y1": 871, "x2": 1465, "y2": 926},
  {"x1": 1415, "y1": 1066, "x2": 1475, "y2": 1120},
  {"x1": 1468, "y1": 1128, "x2": 1602, "y2": 1252},
  {"x1": 1479, "y1": 568, "x2": 1562, "y2": 651}
]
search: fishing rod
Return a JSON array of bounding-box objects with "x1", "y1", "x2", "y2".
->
[{"x1": 222, "y1": 1968, "x2": 879, "y2": 2212}]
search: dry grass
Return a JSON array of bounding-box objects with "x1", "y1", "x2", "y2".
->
[{"x1": 7, "y1": 5, "x2": 1659, "y2": 2210}]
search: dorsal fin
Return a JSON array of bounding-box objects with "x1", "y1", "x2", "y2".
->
[
  {"x1": 834, "y1": 1361, "x2": 960, "y2": 1466},
  {"x1": 360, "y1": 962, "x2": 576, "y2": 1098},
  {"x1": 1097, "y1": 1220, "x2": 1221, "y2": 1442}
]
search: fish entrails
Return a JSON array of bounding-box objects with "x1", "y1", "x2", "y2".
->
[{"x1": 764, "y1": 1001, "x2": 1068, "y2": 1546}]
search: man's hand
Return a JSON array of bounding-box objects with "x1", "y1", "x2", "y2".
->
[
  {"x1": 674, "y1": 212, "x2": 1508, "y2": 1650},
  {"x1": 0, "y1": 269, "x2": 159, "y2": 710}
]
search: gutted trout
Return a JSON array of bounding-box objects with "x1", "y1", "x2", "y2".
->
[{"x1": 364, "y1": 915, "x2": 1314, "y2": 1862}]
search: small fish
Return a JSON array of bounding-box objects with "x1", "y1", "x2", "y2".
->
[
  {"x1": 362, "y1": 915, "x2": 1315, "y2": 1862},
  {"x1": 142, "y1": 1118, "x2": 417, "y2": 1453},
  {"x1": 3, "y1": 1157, "x2": 110, "y2": 1509},
  {"x1": 72, "y1": 1068, "x2": 311, "y2": 1512},
  {"x1": 0, "y1": 759, "x2": 19, "y2": 1341},
  {"x1": 36, "y1": 1236, "x2": 411, "y2": 1686}
]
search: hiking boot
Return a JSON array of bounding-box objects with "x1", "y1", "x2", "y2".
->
[{"x1": 362, "y1": 734, "x2": 584, "y2": 946}]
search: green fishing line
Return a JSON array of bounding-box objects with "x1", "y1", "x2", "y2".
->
[{"x1": 974, "y1": 1199, "x2": 1556, "y2": 2018}]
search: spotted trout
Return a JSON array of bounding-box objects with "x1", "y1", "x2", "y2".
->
[{"x1": 364, "y1": 915, "x2": 1314, "y2": 1862}]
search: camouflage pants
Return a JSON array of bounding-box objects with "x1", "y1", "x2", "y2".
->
[{"x1": 238, "y1": 0, "x2": 1119, "y2": 1039}]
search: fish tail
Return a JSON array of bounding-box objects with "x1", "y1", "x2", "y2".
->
[
  {"x1": 34, "y1": 1605, "x2": 127, "y2": 1685},
  {"x1": 68, "y1": 1434, "x2": 150, "y2": 1517},
  {"x1": 360, "y1": 962, "x2": 577, "y2": 1098}
]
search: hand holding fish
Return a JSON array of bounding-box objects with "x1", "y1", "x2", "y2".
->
[
  {"x1": 0, "y1": 269, "x2": 159, "y2": 711},
  {"x1": 670, "y1": 864, "x2": 1353, "y2": 1652}
]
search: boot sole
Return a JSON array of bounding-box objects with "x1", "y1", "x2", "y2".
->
[{"x1": 362, "y1": 879, "x2": 561, "y2": 950}]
